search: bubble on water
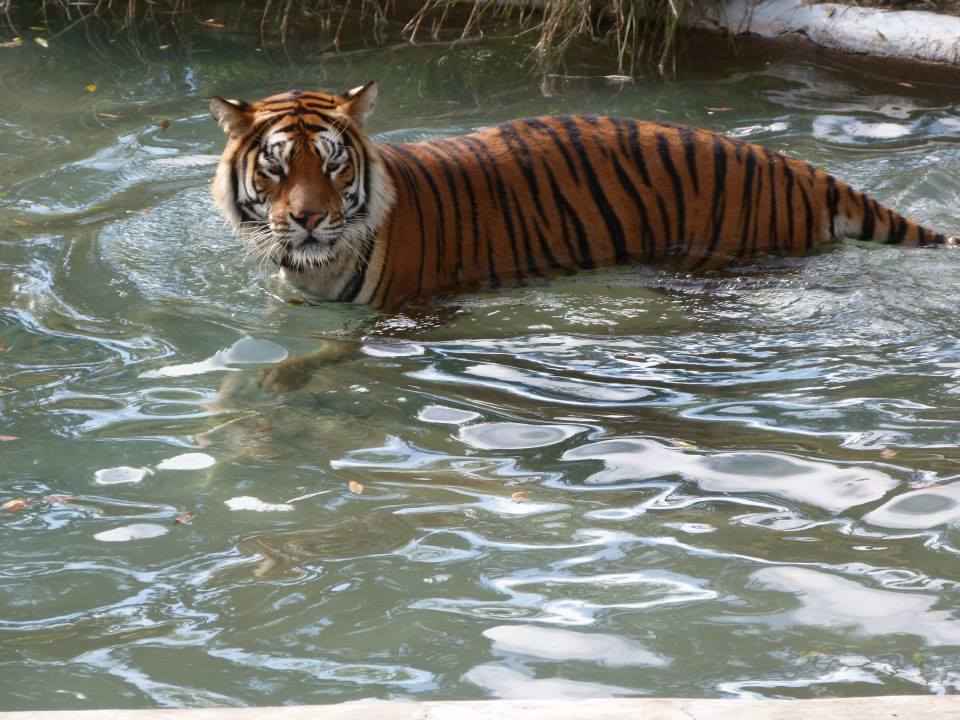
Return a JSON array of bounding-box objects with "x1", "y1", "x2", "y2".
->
[
  {"x1": 563, "y1": 438, "x2": 897, "y2": 513},
  {"x1": 484, "y1": 625, "x2": 668, "y2": 667},
  {"x1": 156, "y1": 453, "x2": 216, "y2": 471},
  {"x1": 93, "y1": 466, "x2": 151, "y2": 485},
  {"x1": 417, "y1": 405, "x2": 481, "y2": 425},
  {"x1": 459, "y1": 422, "x2": 587, "y2": 450},
  {"x1": 863, "y1": 482, "x2": 960, "y2": 530},
  {"x1": 94, "y1": 523, "x2": 169, "y2": 542}
]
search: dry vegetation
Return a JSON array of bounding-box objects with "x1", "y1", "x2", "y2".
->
[{"x1": 0, "y1": 0, "x2": 720, "y2": 72}]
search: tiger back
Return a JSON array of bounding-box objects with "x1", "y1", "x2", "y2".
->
[{"x1": 210, "y1": 83, "x2": 955, "y2": 309}]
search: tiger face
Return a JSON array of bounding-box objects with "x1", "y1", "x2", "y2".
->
[{"x1": 209, "y1": 83, "x2": 393, "y2": 273}]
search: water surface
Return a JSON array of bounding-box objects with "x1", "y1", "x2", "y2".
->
[{"x1": 3, "y1": 23, "x2": 960, "y2": 710}]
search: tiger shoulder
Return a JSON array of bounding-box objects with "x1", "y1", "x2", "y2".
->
[{"x1": 210, "y1": 83, "x2": 955, "y2": 309}]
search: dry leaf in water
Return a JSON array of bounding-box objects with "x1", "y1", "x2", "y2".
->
[
  {"x1": 85, "y1": 83, "x2": 97, "y2": 93},
  {"x1": 34, "y1": 37, "x2": 48, "y2": 48},
  {"x1": 881, "y1": 449, "x2": 898, "y2": 459},
  {"x1": 174, "y1": 511, "x2": 196, "y2": 525},
  {"x1": 41, "y1": 495, "x2": 76, "y2": 504},
  {"x1": 2, "y1": 498, "x2": 30, "y2": 512},
  {"x1": 348, "y1": 480, "x2": 364, "y2": 495},
  {"x1": 0, "y1": 37, "x2": 23, "y2": 48},
  {"x1": 0, "y1": 435, "x2": 18, "y2": 441},
  {"x1": 511, "y1": 490, "x2": 527, "y2": 503},
  {"x1": 160, "y1": 119, "x2": 170, "y2": 130}
]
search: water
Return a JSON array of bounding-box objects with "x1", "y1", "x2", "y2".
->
[{"x1": 3, "y1": 18, "x2": 960, "y2": 710}]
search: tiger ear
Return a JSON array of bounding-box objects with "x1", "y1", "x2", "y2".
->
[
  {"x1": 210, "y1": 97, "x2": 253, "y2": 137},
  {"x1": 339, "y1": 81, "x2": 377, "y2": 128}
]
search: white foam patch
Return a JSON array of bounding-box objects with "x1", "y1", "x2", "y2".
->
[
  {"x1": 94, "y1": 523, "x2": 169, "y2": 542},
  {"x1": 563, "y1": 438, "x2": 898, "y2": 513},
  {"x1": 94, "y1": 466, "x2": 151, "y2": 485},
  {"x1": 225, "y1": 496, "x2": 294, "y2": 512},
  {"x1": 484, "y1": 625, "x2": 668, "y2": 667},
  {"x1": 749, "y1": 566, "x2": 960, "y2": 646},
  {"x1": 156, "y1": 453, "x2": 216, "y2": 471},
  {"x1": 463, "y1": 663, "x2": 635, "y2": 699}
]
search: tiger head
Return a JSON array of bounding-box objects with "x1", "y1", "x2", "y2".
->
[{"x1": 209, "y1": 83, "x2": 394, "y2": 274}]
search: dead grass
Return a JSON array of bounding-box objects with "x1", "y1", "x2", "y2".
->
[{"x1": 1, "y1": 0, "x2": 721, "y2": 73}]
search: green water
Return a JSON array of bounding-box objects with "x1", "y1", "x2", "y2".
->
[{"x1": 3, "y1": 19, "x2": 960, "y2": 710}]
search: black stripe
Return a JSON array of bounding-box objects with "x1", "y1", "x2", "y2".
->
[
  {"x1": 559, "y1": 116, "x2": 628, "y2": 262},
  {"x1": 435, "y1": 139, "x2": 483, "y2": 279},
  {"x1": 459, "y1": 135, "x2": 527, "y2": 284},
  {"x1": 783, "y1": 161, "x2": 796, "y2": 252},
  {"x1": 608, "y1": 151, "x2": 655, "y2": 260},
  {"x1": 657, "y1": 132, "x2": 687, "y2": 255},
  {"x1": 859, "y1": 193, "x2": 875, "y2": 240},
  {"x1": 420, "y1": 144, "x2": 465, "y2": 281},
  {"x1": 826, "y1": 175, "x2": 839, "y2": 239},
  {"x1": 380, "y1": 146, "x2": 428, "y2": 297},
  {"x1": 798, "y1": 180, "x2": 815, "y2": 251},
  {"x1": 335, "y1": 238, "x2": 374, "y2": 302},
  {"x1": 391, "y1": 145, "x2": 448, "y2": 279},
  {"x1": 700, "y1": 135, "x2": 728, "y2": 263},
  {"x1": 546, "y1": 168, "x2": 593, "y2": 269},
  {"x1": 736, "y1": 147, "x2": 757, "y2": 258},
  {"x1": 521, "y1": 118, "x2": 581, "y2": 184},
  {"x1": 765, "y1": 149, "x2": 779, "y2": 255},
  {"x1": 499, "y1": 123, "x2": 549, "y2": 223},
  {"x1": 680, "y1": 127, "x2": 700, "y2": 196}
]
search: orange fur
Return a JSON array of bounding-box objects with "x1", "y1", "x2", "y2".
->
[{"x1": 211, "y1": 86, "x2": 954, "y2": 309}]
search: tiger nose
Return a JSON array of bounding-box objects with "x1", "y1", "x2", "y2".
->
[{"x1": 290, "y1": 210, "x2": 325, "y2": 231}]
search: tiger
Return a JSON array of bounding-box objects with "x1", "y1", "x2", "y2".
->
[{"x1": 210, "y1": 82, "x2": 956, "y2": 309}]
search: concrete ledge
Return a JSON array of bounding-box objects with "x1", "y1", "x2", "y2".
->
[
  {"x1": 696, "y1": 0, "x2": 960, "y2": 66},
  {"x1": 4, "y1": 697, "x2": 960, "y2": 720}
]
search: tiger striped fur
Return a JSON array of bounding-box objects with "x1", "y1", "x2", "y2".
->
[{"x1": 210, "y1": 83, "x2": 955, "y2": 309}]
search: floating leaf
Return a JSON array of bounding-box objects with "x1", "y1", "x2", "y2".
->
[
  {"x1": 880, "y1": 449, "x2": 898, "y2": 459},
  {"x1": 29, "y1": 25, "x2": 45, "y2": 31},
  {"x1": 0, "y1": 37, "x2": 23, "y2": 48},
  {"x1": 158, "y1": 44, "x2": 170, "y2": 50},
  {"x1": 0, "y1": 435, "x2": 18, "y2": 442},
  {"x1": 85, "y1": 83, "x2": 97, "y2": 93},
  {"x1": 511, "y1": 490, "x2": 527, "y2": 503},
  {"x1": 174, "y1": 511, "x2": 196, "y2": 525},
  {"x1": 2, "y1": 498, "x2": 29, "y2": 512},
  {"x1": 97, "y1": 112, "x2": 120, "y2": 119},
  {"x1": 898, "y1": 82, "x2": 914, "y2": 89},
  {"x1": 348, "y1": 480, "x2": 364, "y2": 495},
  {"x1": 41, "y1": 495, "x2": 76, "y2": 504},
  {"x1": 160, "y1": 119, "x2": 170, "y2": 130},
  {"x1": 34, "y1": 37, "x2": 48, "y2": 48},
  {"x1": 706, "y1": 106, "x2": 732, "y2": 112},
  {"x1": 671, "y1": 439, "x2": 696, "y2": 449},
  {"x1": 201, "y1": 18, "x2": 225, "y2": 28}
]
